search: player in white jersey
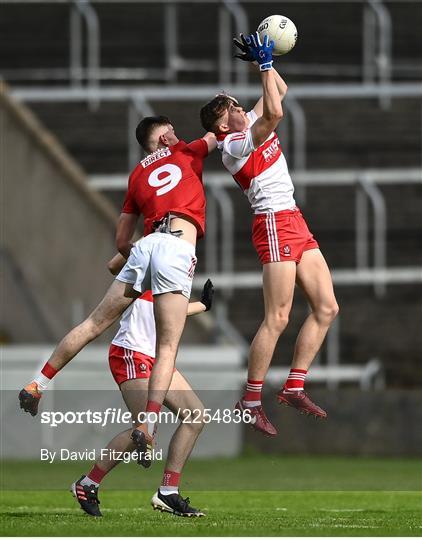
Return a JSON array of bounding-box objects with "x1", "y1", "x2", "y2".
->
[
  {"x1": 71, "y1": 276, "x2": 214, "y2": 518},
  {"x1": 200, "y1": 32, "x2": 339, "y2": 436}
]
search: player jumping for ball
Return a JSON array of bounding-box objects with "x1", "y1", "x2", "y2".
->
[
  {"x1": 200, "y1": 32, "x2": 339, "y2": 436},
  {"x1": 19, "y1": 117, "x2": 217, "y2": 457}
]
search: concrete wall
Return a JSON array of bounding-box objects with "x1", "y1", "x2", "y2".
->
[{"x1": 0, "y1": 82, "x2": 119, "y2": 342}]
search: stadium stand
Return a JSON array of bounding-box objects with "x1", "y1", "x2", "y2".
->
[{"x1": 1, "y1": 0, "x2": 421, "y2": 389}]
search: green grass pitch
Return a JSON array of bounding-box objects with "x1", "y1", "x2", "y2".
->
[{"x1": 1, "y1": 456, "x2": 421, "y2": 536}]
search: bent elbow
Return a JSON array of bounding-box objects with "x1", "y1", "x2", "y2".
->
[
  {"x1": 279, "y1": 85, "x2": 288, "y2": 101},
  {"x1": 116, "y1": 239, "x2": 129, "y2": 258},
  {"x1": 271, "y1": 109, "x2": 283, "y2": 122},
  {"x1": 115, "y1": 238, "x2": 124, "y2": 253}
]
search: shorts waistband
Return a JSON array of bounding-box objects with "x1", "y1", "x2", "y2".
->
[
  {"x1": 254, "y1": 207, "x2": 300, "y2": 219},
  {"x1": 149, "y1": 231, "x2": 196, "y2": 253}
]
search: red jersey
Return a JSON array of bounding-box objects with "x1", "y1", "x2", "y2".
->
[{"x1": 122, "y1": 139, "x2": 208, "y2": 237}]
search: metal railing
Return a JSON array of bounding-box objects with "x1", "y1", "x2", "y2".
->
[
  {"x1": 2, "y1": 0, "x2": 415, "y2": 89},
  {"x1": 10, "y1": 82, "x2": 420, "y2": 294},
  {"x1": 10, "y1": 81, "x2": 422, "y2": 178},
  {"x1": 86, "y1": 168, "x2": 422, "y2": 298},
  {"x1": 363, "y1": 0, "x2": 392, "y2": 107},
  {"x1": 86, "y1": 166, "x2": 421, "y2": 367},
  {"x1": 70, "y1": 0, "x2": 100, "y2": 109},
  {"x1": 6, "y1": 80, "x2": 422, "y2": 375}
]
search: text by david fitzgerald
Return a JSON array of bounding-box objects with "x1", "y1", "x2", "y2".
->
[{"x1": 40, "y1": 448, "x2": 162, "y2": 464}]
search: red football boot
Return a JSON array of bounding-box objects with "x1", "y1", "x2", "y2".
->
[
  {"x1": 19, "y1": 382, "x2": 42, "y2": 416},
  {"x1": 277, "y1": 389, "x2": 327, "y2": 419},
  {"x1": 235, "y1": 400, "x2": 278, "y2": 437}
]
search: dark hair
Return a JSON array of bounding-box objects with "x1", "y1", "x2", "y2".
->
[
  {"x1": 135, "y1": 115, "x2": 171, "y2": 152},
  {"x1": 200, "y1": 96, "x2": 236, "y2": 133}
]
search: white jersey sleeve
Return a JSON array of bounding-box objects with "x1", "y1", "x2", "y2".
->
[{"x1": 222, "y1": 110, "x2": 257, "y2": 159}]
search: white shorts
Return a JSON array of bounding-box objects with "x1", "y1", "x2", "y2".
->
[{"x1": 116, "y1": 232, "x2": 197, "y2": 299}]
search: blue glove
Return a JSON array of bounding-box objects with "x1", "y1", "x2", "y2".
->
[
  {"x1": 244, "y1": 32, "x2": 274, "y2": 71},
  {"x1": 233, "y1": 33, "x2": 255, "y2": 62}
]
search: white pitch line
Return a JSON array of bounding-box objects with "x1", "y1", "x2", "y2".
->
[{"x1": 320, "y1": 508, "x2": 365, "y2": 512}]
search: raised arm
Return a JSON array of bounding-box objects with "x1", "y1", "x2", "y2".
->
[
  {"x1": 239, "y1": 33, "x2": 282, "y2": 148},
  {"x1": 272, "y1": 68, "x2": 288, "y2": 101},
  {"x1": 202, "y1": 132, "x2": 218, "y2": 153},
  {"x1": 234, "y1": 33, "x2": 287, "y2": 123},
  {"x1": 250, "y1": 69, "x2": 283, "y2": 148}
]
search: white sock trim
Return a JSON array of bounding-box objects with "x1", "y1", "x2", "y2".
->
[
  {"x1": 243, "y1": 400, "x2": 261, "y2": 407},
  {"x1": 80, "y1": 475, "x2": 99, "y2": 488},
  {"x1": 159, "y1": 486, "x2": 179, "y2": 495},
  {"x1": 33, "y1": 374, "x2": 51, "y2": 392}
]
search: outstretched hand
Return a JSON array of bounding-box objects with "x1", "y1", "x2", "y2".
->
[
  {"x1": 233, "y1": 33, "x2": 255, "y2": 62},
  {"x1": 201, "y1": 279, "x2": 214, "y2": 311},
  {"x1": 244, "y1": 32, "x2": 274, "y2": 71}
]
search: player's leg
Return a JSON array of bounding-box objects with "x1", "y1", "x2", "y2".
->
[
  {"x1": 131, "y1": 235, "x2": 194, "y2": 454},
  {"x1": 277, "y1": 248, "x2": 339, "y2": 417},
  {"x1": 237, "y1": 261, "x2": 297, "y2": 436},
  {"x1": 150, "y1": 291, "x2": 189, "y2": 405},
  {"x1": 72, "y1": 377, "x2": 148, "y2": 517},
  {"x1": 151, "y1": 370, "x2": 205, "y2": 517},
  {"x1": 19, "y1": 279, "x2": 135, "y2": 416},
  {"x1": 131, "y1": 291, "x2": 189, "y2": 456}
]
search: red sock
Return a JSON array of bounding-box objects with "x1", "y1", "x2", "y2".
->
[
  {"x1": 33, "y1": 362, "x2": 59, "y2": 391},
  {"x1": 146, "y1": 400, "x2": 162, "y2": 414},
  {"x1": 145, "y1": 400, "x2": 161, "y2": 436},
  {"x1": 86, "y1": 464, "x2": 107, "y2": 485},
  {"x1": 161, "y1": 470, "x2": 181, "y2": 488},
  {"x1": 243, "y1": 379, "x2": 263, "y2": 402},
  {"x1": 284, "y1": 368, "x2": 307, "y2": 392},
  {"x1": 41, "y1": 362, "x2": 58, "y2": 379}
]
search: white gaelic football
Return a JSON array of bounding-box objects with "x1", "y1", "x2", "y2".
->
[{"x1": 257, "y1": 15, "x2": 297, "y2": 56}]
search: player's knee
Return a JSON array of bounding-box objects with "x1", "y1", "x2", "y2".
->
[
  {"x1": 266, "y1": 311, "x2": 289, "y2": 334},
  {"x1": 192, "y1": 417, "x2": 206, "y2": 435},
  {"x1": 316, "y1": 301, "x2": 339, "y2": 324},
  {"x1": 156, "y1": 342, "x2": 179, "y2": 360},
  {"x1": 188, "y1": 407, "x2": 206, "y2": 434}
]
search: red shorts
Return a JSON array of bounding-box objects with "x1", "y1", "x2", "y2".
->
[
  {"x1": 109, "y1": 344, "x2": 154, "y2": 386},
  {"x1": 252, "y1": 208, "x2": 319, "y2": 265}
]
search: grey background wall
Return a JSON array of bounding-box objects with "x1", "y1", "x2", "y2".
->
[{"x1": 1, "y1": 85, "x2": 119, "y2": 342}]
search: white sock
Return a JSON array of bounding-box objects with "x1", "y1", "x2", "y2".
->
[
  {"x1": 145, "y1": 412, "x2": 157, "y2": 437},
  {"x1": 160, "y1": 486, "x2": 179, "y2": 496},
  {"x1": 242, "y1": 399, "x2": 261, "y2": 408},
  {"x1": 33, "y1": 374, "x2": 51, "y2": 392},
  {"x1": 79, "y1": 475, "x2": 99, "y2": 488}
]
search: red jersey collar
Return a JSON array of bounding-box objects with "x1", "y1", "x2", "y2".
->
[{"x1": 172, "y1": 140, "x2": 187, "y2": 150}]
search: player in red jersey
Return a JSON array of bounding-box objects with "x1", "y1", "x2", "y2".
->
[
  {"x1": 19, "y1": 117, "x2": 217, "y2": 456},
  {"x1": 200, "y1": 33, "x2": 339, "y2": 436},
  {"x1": 71, "y1": 276, "x2": 214, "y2": 518}
]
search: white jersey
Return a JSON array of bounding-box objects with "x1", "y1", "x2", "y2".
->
[
  {"x1": 111, "y1": 291, "x2": 156, "y2": 357},
  {"x1": 217, "y1": 110, "x2": 296, "y2": 213}
]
